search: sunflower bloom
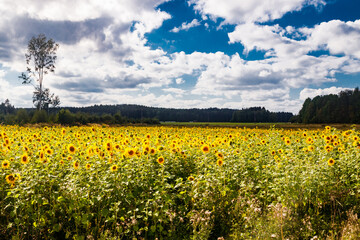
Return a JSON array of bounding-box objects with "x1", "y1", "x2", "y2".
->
[
  {"x1": 39, "y1": 151, "x2": 45, "y2": 160},
  {"x1": 216, "y1": 152, "x2": 224, "y2": 159},
  {"x1": 157, "y1": 156, "x2": 165, "y2": 165},
  {"x1": 85, "y1": 163, "x2": 91, "y2": 170},
  {"x1": 1, "y1": 160, "x2": 10, "y2": 169},
  {"x1": 110, "y1": 164, "x2": 118, "y2": 172},
  {"x1": 5, "y1": 174, "x2": 16, "y2": 184},
  {"x1": 127, "y1": 148, "x2": 136, "y2": 157},
  {"x1": 73, "y1": 161, "x2": 80, "y2": 170},
  {"x1": 45, "y1": 148, "x2": 53, "y2": 155},
  {"x1": 328, "y1": 158, "x2": 335, "y2": 166},
  {"x1": 201, "y1": 145, "x2": 210, "y2": 153},
  {"x1": 216, "y1": 159, "x2": 224, "y2": 167},
  {"x1": 21, "y1": 154, "x2": 29, "y2": 164},
  {"x1": 68, "y1": 144, "x2": 76, "y2": 154}
]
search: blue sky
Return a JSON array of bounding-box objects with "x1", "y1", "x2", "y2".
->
[{"x1": 0, "y1": 0, "x2": 359, "y2": 113}]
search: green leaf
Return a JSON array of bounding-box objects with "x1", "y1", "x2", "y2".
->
[
  {"x1": 101, "y1": 209, "x2": 109, "y2": 217},
  {"x1": 53, "y1": 224, "x2": 61, "y2": 232}
]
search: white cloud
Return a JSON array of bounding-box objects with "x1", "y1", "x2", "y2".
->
[
  {"x1": 188, "y1": 0, "x2": 325, "y2": 24},
  {"x1": 0, "y1": 69, "x2": 33, "y2": 107},
  {"x1": 228, "y1": 23, "x2": 310, "y2": 58},
  {"x1": 0, "y1": 0, "x2": 174, "y2": 107},
  {"x1": 0, "y1": 0, "x2": 168, "y2": 22},
  {"x1": 299, "y1": 86, "x2": 352, "y2": 100},
  {"x1": 170, "y1": 19, "x2": 201, "y2": 33},
  {"x1": 175, "y1": 78, "x2": 185, "y2": 84},
  {"x1": 304, "y1": 20, "x2": 360, "y2": 59},
  {"x1": 162, "y1": 87, "x2": 186, "y2": 96}
]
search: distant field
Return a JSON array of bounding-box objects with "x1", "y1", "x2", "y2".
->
[{"x1": 160, "y1": 121, "x2": 360, "y2": 130}]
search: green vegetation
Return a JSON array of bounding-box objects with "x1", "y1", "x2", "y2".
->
[
  {"x1": 1, "y1": 125, "x2": 360, "y2": 239},
  {"x1": 298, "y1": 87, "x2": 360, "y2": 123},
  {"x1": 231, "y1": 107, "x2": 293, "y2": 123},
  {"x1": 0, "y1": 104, "x2": 159, "y2": 126}
]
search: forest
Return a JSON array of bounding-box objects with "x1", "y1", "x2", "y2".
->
[
  {"x1": 297, "y1": 87, "x2": 360, "y2": 123},
  {"x1": 0, "y1": 102, "x2": 294, "y2": 125}
]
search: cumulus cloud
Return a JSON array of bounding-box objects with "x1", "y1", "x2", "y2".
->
[
  {"x1": 162, "y1": 87, "x2": 186, "y2": 96},
  {"x1": 170, "y1": 19, "x2": 201, "y2": 32},
  {"x1": 299, "y1": 86, "x2": 352, "y2": 100},
  {"x1": 188, "y1": 0, "x2": 326, "y2": 24},
  {"x1": 0, "y1": 0, "x2": 175, "y2": 107},
  {"x1": 0, "y1": 69, "x2": 33, "y2": 107},
  {"x1": 304, "y1": 20, "x2": 360, "y2": 59}
]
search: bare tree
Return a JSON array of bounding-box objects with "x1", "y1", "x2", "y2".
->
[{"x1": 19, "y1": 34, "x2": 60, "y2": 110}]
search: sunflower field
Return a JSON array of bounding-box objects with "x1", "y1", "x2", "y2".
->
[{"x1": 1, "y1": 125, "x2": 360, "y2": 239}]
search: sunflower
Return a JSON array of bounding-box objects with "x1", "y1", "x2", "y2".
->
[
  {"x1": 67, "y1": 144, "x2": 76, "y2": 154},
  {"x1": 110, "y1": 164, "x2": 118, "y2": 172},
  {"x1": 5, "y1": 174, "x2": 16, "y2": 184},
  {"x1": 1, "y1": 160, "x2": 10, "y2": 169},
  {"x1": 157, "y1": 156, "x2": 165, "y2": 165},
  {"x1": 104, "y1": 141, "x2": 113, "y2": 152},
  {"x1": 150, "y1": 148, "x2": 156, "y2": 155},
  {"x1": 127, "y1": 148, "x2": 136, "y2": 157},
  {"x1": 73, "y1": 161, "x2": 79, "y2": 170},
  {"x1": 85, "y1": 163, "x2": 91, "y2": 170},
  {"x1": 216, "y1": 159, "x2": 223, "y2": 167},
  {"x1": 325, "y1": 145, "x2": 333, "y2": 152},
  {"x1": 328, "y1": 158, "x2": 335, "y2": 166},
  {"x1": 21, "y1": 154, "x2": 29, "y2": 164},
  {"x1": 188, "y1": 176, "x2": 195, "y2": 181},
  {"x1": 216, "y1": 152, "x2": 224, "y2": 159},
  {"x1": 45, "y1": 148, "x2": 53, "y2": 155},
  {"x1": 39, "y1": 151, "x2": 45, "y2": 160},
  {"x1": 201, "y1": 145, "x2": 210, "y2": 153}
]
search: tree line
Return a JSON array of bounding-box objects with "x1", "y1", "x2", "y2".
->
[
  {"x1": 230, "y1": 107, "x2": 293, "y2": 123},
  {"x1": 65, "y1": 105, "x2": 235, "y2": 122},
  {"x1": 0, "y1": 101, "x2": 295, "y2": 125},
  {"x1": 0, "y1": 106, "x2": 160, "y2": 125},
  {"x1": 296, "y1": 87, "x2": 360, "y2": 123}
]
